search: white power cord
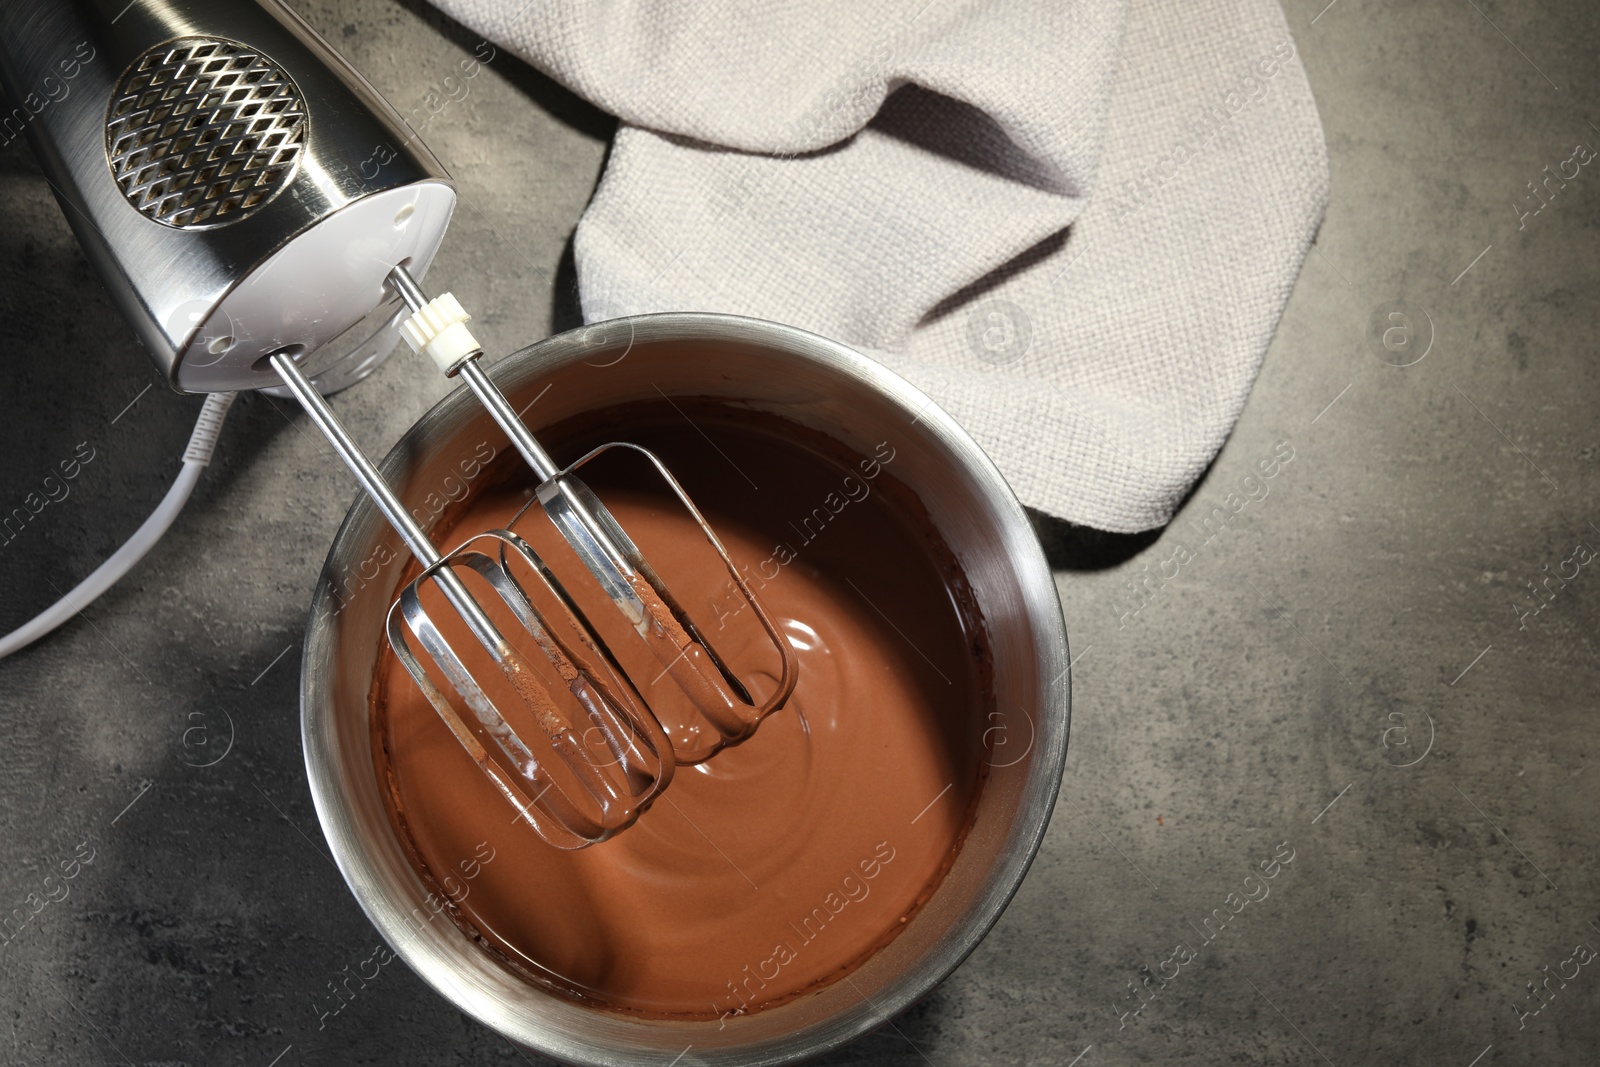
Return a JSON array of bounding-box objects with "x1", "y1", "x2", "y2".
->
[{"x1": 0, "y1": 390, "x2": 237, "y2": 661}]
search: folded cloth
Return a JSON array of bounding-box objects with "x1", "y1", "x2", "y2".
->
[{"x1": 432, "y1": 0, "x2": 1329, "y2": 532}]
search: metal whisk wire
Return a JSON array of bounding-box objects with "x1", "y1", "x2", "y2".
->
[
  {"x1": 387, "y1": 267, "x2": 799, "y2": 766},
  {"x1": 270, "y1": 349, "x2": 673, "y2": 850},
  {"x1": 271, "y1": 268, "x2": 800, "y2": 849},
  {"x1": 387, "y1": 529, "x2": 674, "y2": 848}
]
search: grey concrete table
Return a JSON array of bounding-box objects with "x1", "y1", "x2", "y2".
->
[{"x1": 2, "y1": 1, "x2": 1596, "y2": 1063}]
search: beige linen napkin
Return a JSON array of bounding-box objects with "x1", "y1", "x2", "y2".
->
[{"x1": 434, "y1": 0, "x2": 1329, "y2": 531}]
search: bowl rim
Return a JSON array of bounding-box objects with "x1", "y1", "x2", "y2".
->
[{"x1": 299, "y1": 311, "x2": 1071, "y2": 1064}]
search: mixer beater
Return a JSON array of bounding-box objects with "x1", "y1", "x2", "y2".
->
[
  {"x1": 269, "y1": 275, "x2": 797, "y2": 848},
  {"x1": 385, "y1": 267, "x2": 797, "y2": 755},
  {"x1": 0, "y1": 0, "x2": 795, "y2": 848}
]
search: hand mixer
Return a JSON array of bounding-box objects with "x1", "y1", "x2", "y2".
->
[{"x1": 0, "y1": 0, "x2": 796, "y2": 847}]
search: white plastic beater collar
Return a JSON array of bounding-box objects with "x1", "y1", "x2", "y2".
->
[{"x1": 397, "y1": 292, "x2": 482, "y2": 374}]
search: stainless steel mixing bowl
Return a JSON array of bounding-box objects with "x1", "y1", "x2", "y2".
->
[{"x1": 300, "y1": 313, "x2": 1071, "y2": 1065}]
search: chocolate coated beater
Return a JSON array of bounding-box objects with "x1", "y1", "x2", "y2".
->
[
  {"x1": 385, "y1": 266, "x2": 798, "y2": 761},
  {"x1": 270, "y1": 272, "x2": 798, "y2": 849},
  {"x1": 0, "y1": 0, "x2": 793, "y2": 850},
  {"x1": 272, "y1": 350, "x2": 672, "y2": 849}
]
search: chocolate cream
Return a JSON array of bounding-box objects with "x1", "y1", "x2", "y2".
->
[{"x1": 370, "y1": 399, "x2": 992, "y2": 1020}]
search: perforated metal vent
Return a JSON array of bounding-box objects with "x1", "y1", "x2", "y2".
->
[{"x1": 106, "y1": 37, "x2": 306, "y2": 229}]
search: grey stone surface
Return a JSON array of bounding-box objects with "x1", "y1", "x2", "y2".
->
[{"x1": 1, "y1": 0, "x2": 1597, "y2": 1064}]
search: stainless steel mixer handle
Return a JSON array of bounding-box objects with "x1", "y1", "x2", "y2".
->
[{"x1": 0, "y1": 0, "x2": 456, "y2": 393}]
